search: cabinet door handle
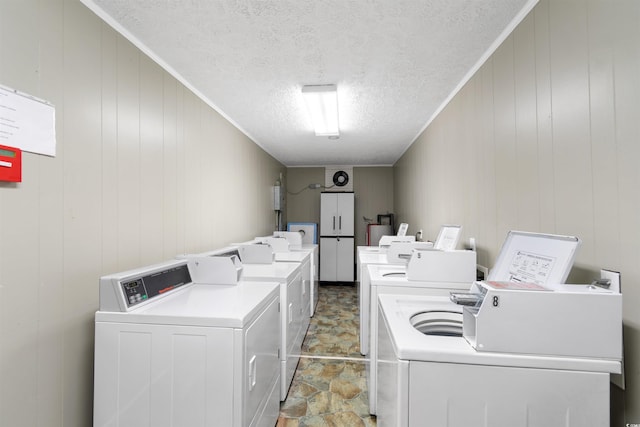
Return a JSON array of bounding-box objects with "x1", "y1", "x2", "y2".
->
[
  {"x1": 333, "y1": 216, "x2": 336, "y2": 230},
  {"x1": 339, "y1": 216, "x2": 342, "y2": 230}
]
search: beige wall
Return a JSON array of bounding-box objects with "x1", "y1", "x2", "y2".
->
[
  {"x1": 285, "y1": 167, "x2": 325, "y2": 228},
  {"x1": 394, "y1": 0, "x2": 639, "y2": 422},
  {"x1": 353, "y1": 167, "x2": 394, "y2": 246},
  {"x1": 0, "y1": 1, "x2": 284, "y2": 426},
  {"x1": 286, "y1": 167, "x2": 394, "y2": 247}
]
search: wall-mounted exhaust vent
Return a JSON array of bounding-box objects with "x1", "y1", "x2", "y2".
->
[{"x1": 325, "y1": 166, "x2": 353, "y2": 191}]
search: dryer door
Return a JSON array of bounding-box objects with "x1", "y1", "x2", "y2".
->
[{"x1": 243, "y1": 296, "x2": 281, "y2": 427}]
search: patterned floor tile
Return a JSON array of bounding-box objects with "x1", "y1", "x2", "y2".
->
[{"x1": 279, "y1": 283, "x2": 376, "y2": 426}]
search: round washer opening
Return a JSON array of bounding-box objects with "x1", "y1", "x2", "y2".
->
[
  {"x1": 410, "y1": 310, "x2": 463, "y2": 337},
  {"x1": 382, "y1": 272, "x2": 406, "y2": 278}
]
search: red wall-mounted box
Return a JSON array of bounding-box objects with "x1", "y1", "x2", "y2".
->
[{"x1": 0, "y1": 144, "x2": 22, "y2": 182}]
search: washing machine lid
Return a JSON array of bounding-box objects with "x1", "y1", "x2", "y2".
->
[
  {"x1": 241, "y1": 261, "x2": 301, "y2": 282},
  {"x1": 359, "y1": 252, "x2": 389, "y2": 265},
  {"x1": 96, "y1": 281, "x2": 279, "y2": 327},
  {"x1": 273, "y1": 251, "x2": 309, "y2": 263},
  {"x1": 488, "y1": 231, "x2": 581, "y2": 284},
  {"x1": 367, "y1": 264, "x2": 470, "y2": 290},
  {"x1": 368, "y1": 264, "x2": 407, "y2": 279},
  {"x1": 378, "y1": 294, "x2": 621, "y2": 374}
]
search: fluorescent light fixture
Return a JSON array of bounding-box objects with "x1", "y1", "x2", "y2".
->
[{"x1": 301, "y1": 84, "x2": 339, "y2": 137}]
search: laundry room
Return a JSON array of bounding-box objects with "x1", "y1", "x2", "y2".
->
[{"x1": 0, "y1": 0, "x2": 638, "y2": 426}]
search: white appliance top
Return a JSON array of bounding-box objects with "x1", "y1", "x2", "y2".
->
[
  {"x1": 359, "y1": 252, "x2": 389, "y2": 265},
  {"x1": 378, "y1": 294, "x2": 621, "y2": 374},
  {"x1": 357, "y1": 245, "x2": 382, "y2": 255},
  {"x1": 242, "y1": 261, "x2": 301, "y2": 283},
  {"x1": 433, "y1": 224, "x2": 462, "y2": 250},
  {"x1": 96, "y1": 281, "x2": 279, "y2": 328},
  {"x1": 274, "y1": 251, "x2": 310, "y2": 263},
  {"x1": 367, "y1": 264, "x2": 468, "y2": 290}
]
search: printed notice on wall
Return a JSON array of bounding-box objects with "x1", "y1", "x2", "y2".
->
[{"x1": 0, "y1": 84, "x2": 56, "y2": 157}]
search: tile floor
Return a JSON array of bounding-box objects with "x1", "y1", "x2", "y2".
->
[{"x1": 277, "y1": 284, "x2": 377, "y2": 427}]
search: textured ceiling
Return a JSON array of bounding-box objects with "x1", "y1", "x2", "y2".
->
[{"x1": 81, "y1": 0, "x2": 534, "y2": 166}]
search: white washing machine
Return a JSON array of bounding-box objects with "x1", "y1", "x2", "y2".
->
[
  {"x1": 376, "y1": 288, "x2": 622, "y2": 427},
  {"x1": 357, "y1": 241, "x2": 434, "y2": 356},
  {"x1": 357, "y1": 249, "x2": 390, "y2": 355},
  {"x1": 366, "y1": 250, "x2": 476, "y2": 415},
  {"x1": 369, "y1": 230, "x2": 585, "y2": 415},
  {"x1": 94, "y1": 259, "x2": 281, "y2": 427}
]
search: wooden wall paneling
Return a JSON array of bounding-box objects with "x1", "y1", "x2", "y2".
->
[
  {"x1": 36, "y1": 0, "x2": 65, "y2": 424},
  {"x1": 458, "y1": 81, "x2": 478, "y2": 246},
  {"x1": 162, "y1": 75, "x2": 179, "y2": 258},
  {"x1": 246, "y1": 142, "x2": 260, "y2": 235},
  {"x1": 139, "y1": 56, "x2": 165, "y2": 264},
  {"x1": 548, "y1": 0, "x2": 595, "y2": 266},
  {"x1": 62, "y1": 3, "x2": 104, "y2": 425},
  {"x1": 400, "y1": 144, "x2": 414, "y2": 229},
  {"x1": 609, "y1": 2, "x2": 640, "y2": 421},
  {"x1": 492, "y1": 38, "x2": 519, "y2": 243},
  {"x1": 533, "y1": 0, "x2": 557, "y2": 233},
  {"x1": 611, "y1": 0, "x2": 640, "y2": 277},
  {"x1": 174, "y1": 84, "x2": 186, "y2": 255},
  {"x1": 208, "y1": 112, "x2": 234, "y2": 245},
  {"x1": 444, "y1": 95, "x2": 460, "y2": 224},
  {"x1": 513, "y1": 14, "x2": 541, "y2": 232},
  {"x1": 586, "y1": 0, "x2": 621, "y2": 269},
  {"x1": 116, "y1": 37, "x2": 142, "y2": 270},
  {"x1": 478, "y1": 62, "x2": 498, "y2": 262},
  {"x1": 182, "y1": 92, "x2": 202, "y2": 252},
  {"x1": 0, "y1": 1, "x2": 40, "y2": 424},
  {"x1": 200, "y1": 108, "x2": 218, "y2": 248},
  {"x1": 427, "y1": 122, "x2": 446, "y2": 237},
  {"x1": 417, "y1": 131, "x2": 429, "y2": 231},
  {"x1": 460, "y1": 78, "x2": 480, "y2": 247},
  {"x1": 100, "y1": 26, "x2": 119, "y2": 275}
]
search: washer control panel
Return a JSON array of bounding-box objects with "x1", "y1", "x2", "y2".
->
[{"x1": 120, "y1": 264, "x2": 192, "y2": 308}]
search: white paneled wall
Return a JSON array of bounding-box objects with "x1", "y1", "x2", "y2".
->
[
  {"x1": 394, "y1": 0, "x2": 639, "y2": 423},
  {"x1": 0, "y1": 1, "x2": 284, "y2": 426}
]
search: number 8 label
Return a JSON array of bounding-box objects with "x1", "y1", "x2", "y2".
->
[{"x1": 492, "y1": 296, "x2": 499, "y2": 307}]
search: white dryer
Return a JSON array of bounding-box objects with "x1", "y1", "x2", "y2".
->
[
  {"x1": 239, "y1": 261, "x2": 305, "y2": 401},
  {"x1": 238, "y1": 235, "x2": 319, "y2": 316},
  {"x1": 271, "y1": 232, "x2": 320, "y2": 317},
  {"x1": 181, "y1": 246, "x2": 307, "y2": 400},
  {"x1": 376, "y1": 289, "x2": 622, "y2": 427},
  {"x1": 271, "y1": 250, "x2": 312, "y2": 323},
  {"x1": 94, "y1": 259, "x2": 281, "y2": 427}
]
